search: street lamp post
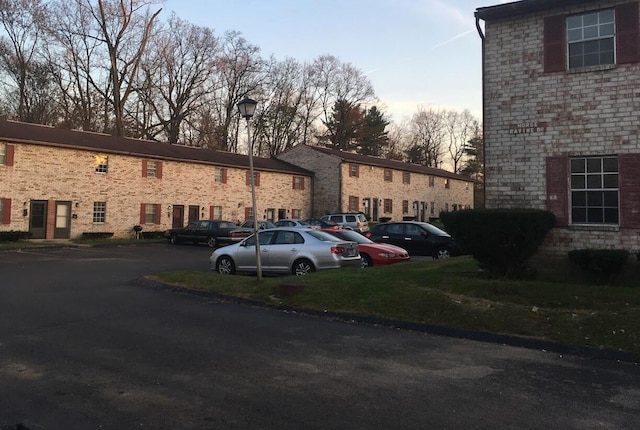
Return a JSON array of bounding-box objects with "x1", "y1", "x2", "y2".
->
[{"x1": 237, "y1": 96, "x2": 262, "y2": 280}]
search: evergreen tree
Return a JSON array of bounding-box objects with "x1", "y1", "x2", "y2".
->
[
  {"x1": 321, "y1": 99, "x2": 363, "y2": 150},
  {"x1": 357, "y1": 106, "x2": 389, "y2": 156}
]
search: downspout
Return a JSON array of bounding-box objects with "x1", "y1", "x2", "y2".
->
[{"x1": 475, "y1": 14, "x2": 487, "y2": 209}]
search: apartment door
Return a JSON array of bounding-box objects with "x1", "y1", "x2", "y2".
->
[
  {"x1": 172, "y1": 205, "x2": 184, "y2": 228},
  {"x1": 188, "y1": 205, "x2": 200, "y2": 222},
  {"x1": 29, "y1": 200, "x2": 47, "y2": 239},
  {"x1": 372, "y1": 198, "x2": 379, "y2": 222},
  {"x1": 53, "y1": 201, "x2": 72, "y2": 239}
]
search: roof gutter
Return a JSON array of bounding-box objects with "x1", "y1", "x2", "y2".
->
[{"x1": 475, "y1": 15, "x2": 487, "y2": 208}]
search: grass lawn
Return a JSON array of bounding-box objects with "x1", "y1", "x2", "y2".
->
[{"x1": 154, "y1": 256, "x2": 640, "y2": 356}]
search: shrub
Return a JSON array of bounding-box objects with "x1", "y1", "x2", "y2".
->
[
  {"x1": 0, "y1": 230, "x2": 31, "y2": 242},
  {"x1": 568, "y1": 249, "x2": 630, "y2": 285},
  {"x1": 440, "y1": 208, "x2": 555, "y2": 278},
  {"x1": 81, "y1": 232, "x2": 114, "y2": 240}
]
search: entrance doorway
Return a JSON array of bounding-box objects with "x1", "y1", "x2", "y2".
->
[
  {"x1": 54, "y1": 201, "x2": 72, "y2": 239},
  {"x1": 29, "y1": 200, "x2": 48, "y2": 239},
  {"x1": 188, "y1": 205, "x2": 200, "y2": 222},
  {"x1": 172, "y1": 205, "x2": 184, "y2": 228}
]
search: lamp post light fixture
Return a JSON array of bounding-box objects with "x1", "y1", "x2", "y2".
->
[{"x1": 237, "y1": 96, "x2": 262, "y2": 280}]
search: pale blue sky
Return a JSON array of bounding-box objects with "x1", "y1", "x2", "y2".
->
[{"x1": 165, "y1": 0, "x2": 510, "y2": 124}]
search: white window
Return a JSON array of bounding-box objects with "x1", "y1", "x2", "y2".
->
[
  {"x1": 146, "y1": 161, "x2": 157, "y2": 178},
  {"x1": 0, "y1": 143, "x2": 5, "y2": 164},
  {"x1": 144, "y1": 204, "x2": 157, "y2": 224},
  {"x1": 214, "y1": 167, "x2": 226, "y2": 183},
  {"x1": 212, "y1": 205, "x2": 222, "y2": 219},
  {"x1": 567, "y1": 10, "x2": 615, "y2": 69},
  {"x1": 570, "y1": 156, "x2": 619, "y2": 224},
  {"x1": 95, "y1": 154, "x2": 108, "y2": 173},
  {"x1": 93, "y1": 202, "x2": 106, "y2": 223}
]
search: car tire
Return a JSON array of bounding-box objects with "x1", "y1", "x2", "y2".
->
[
  {"x1": 169, "y1": 234, "x2": 179, "y2": 245},
  {"x1": 292, "y1": 258, "x2": 315, "y2": 276},
  {"x1": 207, "y1": 236, "x2": 217, "y2": 248},
  {"x1": 360, "y1": 253, "x2": 373, "y2": 268},
  {"x1": 216, "y1": 256, "x2": 236, "y2": 274},
  {"x1": 434, "y1": 248, "x2": 451, "y2": 259}
]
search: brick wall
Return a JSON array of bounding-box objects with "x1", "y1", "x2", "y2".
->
[
  {"x1": 0, "y1": 142, "x2": 312, "y2": 238},
  {"x1": 482, "y1": 0, "x2": 640, "y2": 254},
  {"x1": 279, "y1": 145, "x2": 474, "y2": 221}
]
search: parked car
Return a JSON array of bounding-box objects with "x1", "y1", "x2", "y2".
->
[
  {"x1": 367, "y1": 221, "x2": 457, "y2": 258},
  {"x1": 304, "y1": 218, "x2": 345, "y2": 230},
  {"x1": 165, "y1": 220, "x2": 238, "y2": 248},
  {"x1": 322, "y1": 228, "x2": 410, "y2": 268},
  {"x1": 217, "y1": 220, "x2": 277, "y2": 246},
  {"x1": 320, "y1": 213, "x2": 369, "y2": 233},
  {"x1": 274, "y1": 219, "x2": 311, "y2": 228},
  {"x1": 210, "y1": 228, "x2": 361, "y2": 276}
]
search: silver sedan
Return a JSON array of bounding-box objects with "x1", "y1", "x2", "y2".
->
[{"x1": 210, "y1": 228, "x2": 361, "y2": 275}]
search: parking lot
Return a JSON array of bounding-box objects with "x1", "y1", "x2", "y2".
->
[{"x1": 1, "y1": 244, "x2": 639, "y2": 429}]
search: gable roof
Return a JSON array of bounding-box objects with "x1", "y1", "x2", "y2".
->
[
  {"x1": 0, "y1": 120, "x2": 312, "y2": 176},
  {"x1": 476, "y1": 0, "x2": 587, "y2": 21},
  {"x1": 297, "y1": 144, "x2": 474, "y2": 182}
]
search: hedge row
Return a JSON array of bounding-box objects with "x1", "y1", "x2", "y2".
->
[{"x1": 0, "y1": 231, "x2": 31, "y2": 242}]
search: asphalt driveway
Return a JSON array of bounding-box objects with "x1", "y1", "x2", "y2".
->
[{"x1": 1, "y1": 244, "x2": 639, "y2": 429}]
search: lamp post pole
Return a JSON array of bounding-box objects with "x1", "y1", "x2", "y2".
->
[{"x1": 237, "y1": 97, "x2": 262, "y2": 280}]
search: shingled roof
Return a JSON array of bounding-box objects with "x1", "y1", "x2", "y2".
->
[
  {"x1": 475, "y1": 0, "x2": 587, "y2": 20},
  {"x1": 300, "y1": 145, "x2": 474, "y2": 183},
  {"x1": 0, "y1": 120, "x2": 312, "y2": 176}
]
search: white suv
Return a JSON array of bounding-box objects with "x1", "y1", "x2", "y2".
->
[{"x1": 321, "y1": 213, "x2": 369, "y2": 233}]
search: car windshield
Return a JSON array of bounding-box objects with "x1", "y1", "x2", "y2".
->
[
  {"x1": 306, "y1": 230, "x2": 343, "y2": 242},
  {"x1": 333, "y1": 230, "x2": 372, "y2": 244},
  {"x1": 420, "y1": 222, "x2": 450, "y2": 236}
]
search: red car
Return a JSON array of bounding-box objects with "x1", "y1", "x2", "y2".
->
[{"x1": 322, "y1": 229, "x2": 410, "y2": 268}]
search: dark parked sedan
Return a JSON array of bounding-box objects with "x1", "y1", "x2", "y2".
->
[
  {"x1": 165, "y1": 220, "x2": 238, "y2": 248},
  {"x1": 367, "y1": 221, "x2": 458, "y2": 258},
  {"x1": 216, "y1": 220, "x2": 277, "y2": 246}
]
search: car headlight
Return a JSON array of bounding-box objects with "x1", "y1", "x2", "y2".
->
[{"x1": 376, "y1": 252, "x2": 396, "y2": 258}]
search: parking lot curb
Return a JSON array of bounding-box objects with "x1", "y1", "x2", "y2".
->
[{"x1": 137, "y1": 276, "x2": 640, "y2": 365}]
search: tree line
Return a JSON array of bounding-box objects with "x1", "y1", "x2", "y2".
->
[{"x1": 0, "y1": 0, "x2": 482, "y2": 175}]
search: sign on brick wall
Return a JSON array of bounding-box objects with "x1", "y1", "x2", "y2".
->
[{"x1": 509, "y1": 121, "x2": 547, "y2": 135}]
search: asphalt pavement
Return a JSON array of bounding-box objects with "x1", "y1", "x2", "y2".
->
[{"x1": 1, "y1": 243, "x2": 639, "y2": 429}]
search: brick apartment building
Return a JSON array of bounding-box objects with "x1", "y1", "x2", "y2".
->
[
  {"x1": 278, "y1": 144, "x2": 474, "y2": 222},
  {"x1": 476, "y1": 0, "x2": 640, "y2": 254},
  {"x1": 1, "y1": 120, "x2": 474, "y2": 240},
  {"x1": 0, "y1": 121, "x2": 313, "y2": 239}
]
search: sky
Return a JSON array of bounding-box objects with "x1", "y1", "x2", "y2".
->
[{"x1": 164, "y1": 0, "x2": 511, "y2": 125}]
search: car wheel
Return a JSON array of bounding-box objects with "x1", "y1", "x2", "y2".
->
[
  {"x1": 207, "y1": 236, "x2": 217, "y2": 248},
  {"x1": 292, "y1": 259, "x2": 315, "y2": 276},
  {"x1": 434, "y1": 248, "x2": 451, "y2": 259},
  {"x1": 360, "y1": 253, "x2": 373, "y2": 268},
  {"x1": 169, "y1": 234, "x2": 179, "y2": 245},
  {"x1": 216, "y1": 256, "x2": 236, "y2": 274}
]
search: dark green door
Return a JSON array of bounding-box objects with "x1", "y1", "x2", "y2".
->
[{"x1": 29, "y1": 200, "x2": 47, "y2": 239}]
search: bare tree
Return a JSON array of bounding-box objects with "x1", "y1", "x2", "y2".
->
[
  {"x1": 44, "y1": 0, "x2": 104, "y2": 130},
  {"x1": 137, "y1": 13, "x2": 220, "y2": 143},
  {"x1": 0, "y1": 0, "x2": 50, "y2": 122},
  {"x1": 88, "y1": 0, "x2": 163, "y2": 136},
  {"x1": 444, "y1": 109, "x2": 478, "y2": 173},
  {"x1": 407, "y1": 107, "x2": 446, "y2": 167},
  {"x1": 252, "y1": 57, "x2": 308, "y2": 156},
  {"x1": 310, "y1": 55, "x2": 376, "y2": 146}
]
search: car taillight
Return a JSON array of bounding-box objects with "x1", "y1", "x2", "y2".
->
[{"x1": 330, "y1": 246, "x2": 346, "y2": 254}]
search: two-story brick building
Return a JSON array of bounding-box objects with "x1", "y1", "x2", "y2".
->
[
  {"x1": 476, "y1": 0, "x2": 640, "y2": 254},
  {"x1": 0, "y1": 121, "x2": 313, "y2": 239},
  {"x1": 277, "y1": 144, "x2": 474, "y2": 221}
]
